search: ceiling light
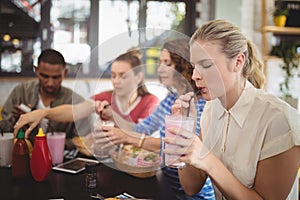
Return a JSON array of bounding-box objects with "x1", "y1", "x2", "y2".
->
[{"x1": 3, "y1": 34, "x2": 11, "y2": 42}]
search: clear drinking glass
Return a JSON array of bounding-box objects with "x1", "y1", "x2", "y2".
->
[
  {"x1": 164, "y1": 115, "x2": 195, "y2": 168},
  {"x1": 46, "y1": 132, "x2": 66, "y2": 165},
  {"x1": 0, "y1": 133, "x2": 14, "y2": 167},
  {"x1": 93, "y1": 120, "x2": 115, "y2": 159}
]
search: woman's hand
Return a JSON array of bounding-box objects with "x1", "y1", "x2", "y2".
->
[
  {"x1": 94, "y1": 100, "x2": 112, "y2": 121},
  {"x1": 13, "y1": 109, "x2": 47, "y2": 138},
  {"x1": 94, "y1": 126, "x2": 129, "y2": 148},
  {"x1": 172, "y1": 92, "x2": 197, "y2": 118},
  {"x1": 163, "y1": 126, "x2": 210, "y2": 171}
]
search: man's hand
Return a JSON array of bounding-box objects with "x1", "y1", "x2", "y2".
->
[
  {"x1": 12, "y1": 104, "x2": 32, "y2": 120},
  {"x1": 14, "y1": 109, "x2": 46, "y2": 138}
]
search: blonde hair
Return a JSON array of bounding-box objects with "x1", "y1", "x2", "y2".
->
[
  {"x1": 190, "y1": 19, "x2": 265, "y2": 89},
  {"x1": 126, "y1": 47, "x2": 142, "y2": 60}
]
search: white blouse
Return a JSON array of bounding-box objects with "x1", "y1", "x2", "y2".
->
[{"x1": 200, "y1": 81, "x2": 300, "y2": 200}]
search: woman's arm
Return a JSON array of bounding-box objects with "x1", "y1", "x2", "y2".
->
[
  {"x1": 98, "y1": 125, "x2": 161, "y2": 152},
  {"x1": 178, "y1": 163, "x2": 208, "y2": 195},
  {"x1": 171, "y1": 133, "x2": 263, "y2": 200},
  {"x1": 201, "y1": 146, "x2": 300, "y2": 200},
  {"x1": 127, "y1": 133, "x2": 161, "y2": 152},
  {"x1": 167, "y1": 128, "x2": 300, "y2": 200},
  {"x1": 254, "y1": 146, "x2": 300, "y2": 199}
]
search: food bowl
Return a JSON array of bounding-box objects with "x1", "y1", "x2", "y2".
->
[
  {"x1": 72, "y1": 135, "x2": 94, "y2": 157},
  {"x1": 112, "y1": 156, "x2": 159, "y2": 178},
  {"x1": 111, "y1": 145, "x2": 161, "y2": 178}
]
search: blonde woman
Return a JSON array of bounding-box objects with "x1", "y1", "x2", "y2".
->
[{"x1": 165, "y1": 19, "x2": 300, "y2": 200}]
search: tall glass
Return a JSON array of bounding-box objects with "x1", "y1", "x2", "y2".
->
[
  {"x1": 46, "y1": 132, "x2": 66, "y2": 165},
  {"x1": 164, "y1": 115, "x2": 195, "y2": 168},
  {"x1": 0, "y1": 133, "x2": 14, "y2": 167},
  {"x1": 93, "y1": 121, "x2": 115, "y2": 159}
]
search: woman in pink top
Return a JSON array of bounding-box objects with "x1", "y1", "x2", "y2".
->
[{"x1": 92, "y1": 49, "x2": 158, "y2": 123}]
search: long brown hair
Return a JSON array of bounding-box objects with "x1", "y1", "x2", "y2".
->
[
  {"x1": 163, "y1": 39, "x2": 197, "y2": 93},
  {"x1": 114, "y1": 48, "x2": 150, "y2": 96},
  {"x1": 190, "y1": 19, "x2": 265, "y2": 89}
]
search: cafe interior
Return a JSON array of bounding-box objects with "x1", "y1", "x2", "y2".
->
[{"x1": 0, "y1": 0, "x2": 300, "y2": 199}]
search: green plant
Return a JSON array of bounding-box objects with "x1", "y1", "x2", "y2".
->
[
  {"x1": 270, "y1": 41, "x2": 299, "y2": 98},
  {"x1": 273, "y1": 7, "x2": 289, "y2": 17},
  {"x1": 273, "y1": 1, "x2": 289, "y2": 17}
]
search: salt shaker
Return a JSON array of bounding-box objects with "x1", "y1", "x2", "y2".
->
[{"x1": 85, "y1": 162, "x2": 97, "y2": 189}]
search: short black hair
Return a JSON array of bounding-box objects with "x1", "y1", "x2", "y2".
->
[{"x1": 38, "y1": 49, "x2": 66, "y2": 67}]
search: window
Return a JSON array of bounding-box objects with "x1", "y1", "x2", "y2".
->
[
  {"x1": 0, "y1": 0, "x2": 196, "y2": 77},
  {"x1": 51, "y1": 0, "x2": 91, "y2": 75},
  {"x1": 95, "y1": 0, "x2": 194, "y2": 78}
]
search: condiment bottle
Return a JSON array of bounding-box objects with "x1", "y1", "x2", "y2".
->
[
  {"x1": 30, "y1": 128, "x2": 52, "y2": 182},
  {"x1": 12, "y1": 128, "x2": 30, "y2": 178},
  {"x1": 85, "y1": 162, "x2": 97, "y2": 189}
]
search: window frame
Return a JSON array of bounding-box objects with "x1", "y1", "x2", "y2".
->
[{"x1": 0, "y1": 0, "x2": 197, "y2": 78}]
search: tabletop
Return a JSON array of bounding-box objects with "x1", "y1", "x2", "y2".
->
[{"x1": 0, "y1": 159, "x2": 175, "y2": 200}]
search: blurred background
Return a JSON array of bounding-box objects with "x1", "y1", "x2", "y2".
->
[{"x1": 0, "y1": 0, "x2": 300, "y2": 111}]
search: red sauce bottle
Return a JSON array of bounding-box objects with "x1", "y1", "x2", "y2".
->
[
  {"x1": 12, "y1": 129, "x2": 30, "y2": 178},
  {"x1": 30, "y1": 128, "x2": 52, "y2": 182}
]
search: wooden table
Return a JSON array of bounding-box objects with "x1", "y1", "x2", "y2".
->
[{"x1": 0, "y1": 160, "x2": 175, "y2": 200}]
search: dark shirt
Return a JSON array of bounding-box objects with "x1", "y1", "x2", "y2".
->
[{"x1": 1, "y1": 80, "x2": 92, "y2": 149}]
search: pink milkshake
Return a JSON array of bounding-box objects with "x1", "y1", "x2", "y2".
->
[
  {"x1": 46, "y1": 132, "x2": 66, "y2": 165},
  {"x1": 164, "y1": 115, "x2": 195, "y2": 168}
]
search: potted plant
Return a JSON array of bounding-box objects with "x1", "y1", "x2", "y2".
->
[
  {"x1": 273, "y1": 1, "x2": 289, "y2": 27},
  {"x1": 270, "y1": 41, "x2": 299, "y2": 108}
]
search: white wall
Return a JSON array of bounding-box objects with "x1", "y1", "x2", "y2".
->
[{"x1": 215, "y1": 0, "x2": 242, "y2": 27}]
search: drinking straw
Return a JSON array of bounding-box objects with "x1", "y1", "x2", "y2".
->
[
  {"x1": 0, "y1": 120, "x2": 8, "y2": 136},
  {"x1": 0, "y1": 126, "x2": 3, "y2": 136},
  {"x1": 187, "y1": 90, "x2": 201, "y2": 117},
  {"x1": 48, "y1": 123, "x2": 54, "y2": 135}
]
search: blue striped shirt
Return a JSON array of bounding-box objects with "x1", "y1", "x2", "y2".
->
[{"x1": 134, "y1": 92, "x2": 215, "y2": 200}]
